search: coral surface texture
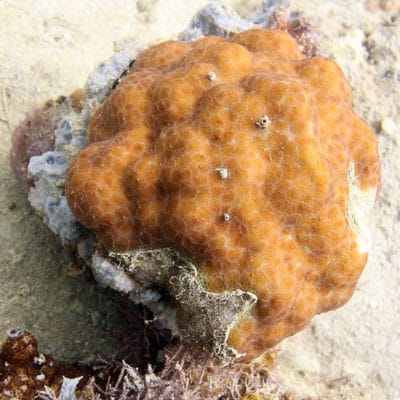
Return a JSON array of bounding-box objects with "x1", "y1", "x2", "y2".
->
[{"x1": 65, "y1": 29, "x2": 380, "y2": 360}]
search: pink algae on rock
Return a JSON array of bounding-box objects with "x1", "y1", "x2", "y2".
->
[
  {"x1": 10, "y1": 98, "x2": 67, "y2": 189},
  {"x1": 65, "y1": 29, "x2": 380, "y2": 360}
]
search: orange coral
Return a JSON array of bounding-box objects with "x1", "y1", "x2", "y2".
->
[{"x1": 66, "y1": 29, "x2": 380, "y2": 360}]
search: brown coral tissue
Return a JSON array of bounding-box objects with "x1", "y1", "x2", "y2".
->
[
  {"x1": 66, "y1": 29, "x2": 381, "y2": 360},
  {"x1": 0, "y1": 329, "x2": 89, "y2": 400}
]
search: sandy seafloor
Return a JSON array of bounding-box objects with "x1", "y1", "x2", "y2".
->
[{"x1": 0, "y1": 1, "x2": 399, "y2": 399}]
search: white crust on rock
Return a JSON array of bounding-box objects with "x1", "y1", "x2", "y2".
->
[
  {"x1": 106, "y1": 248, "x2": 257, "y2": 361},
  {"x1": 346, "y1": 162, "x2": 377, "y2": 254}
]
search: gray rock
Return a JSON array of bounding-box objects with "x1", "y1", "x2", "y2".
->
[{"x1": 179, "y1": 0, "x2": 288, "y2": 41}]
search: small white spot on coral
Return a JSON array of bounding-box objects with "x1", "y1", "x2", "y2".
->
[
  {"x1": 35, "y1": 373, "x2": 45, "y2": 382},
  {"x1": 222, "y1": 213, "x2": 231, "y2": 221},
  {"x1": 207, "y1": 71, "x2": 217, "y2": 81},
  {"x1": 215, "y1": 167, "x2": 229, "y2": 179},
  {"x1": 33, "y1": 354, "x2": 46, "y2": 366},
  {"x1": 255, "y1": 115, "x2": 271, "y2": 130}
]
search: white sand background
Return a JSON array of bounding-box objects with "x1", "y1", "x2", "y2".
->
[{"x1": 0, "y1": 1, "x2": 399, "y2": 399}]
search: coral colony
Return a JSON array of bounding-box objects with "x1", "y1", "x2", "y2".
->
[
  {"x1": 12, "y1": 0, "x2": 380, "y2": 365},
  {"x1": 65, "y1": 28, "x2": 380, "y2": 361}
]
